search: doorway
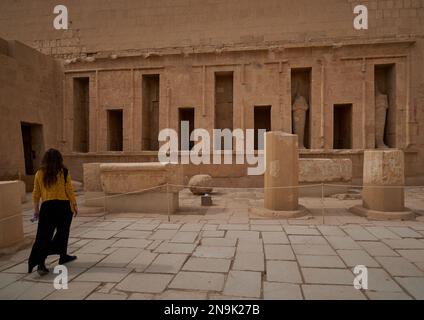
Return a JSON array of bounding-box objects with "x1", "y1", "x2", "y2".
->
[
  {"x1": 179, "y1": 108, "x2": 195, "y2": 150},
  {"x1": 254, "y1": 105, "x2": 271, "y2": 150},
  {"x1": 107, "y1": 109, "x2": 123, "y2": 151},
  {"x1": 21, "y1": 122, "x2": 44, "y2": 175},
  {"x1": 333, "y1": 104, "x2": 353, "y2": 149}
]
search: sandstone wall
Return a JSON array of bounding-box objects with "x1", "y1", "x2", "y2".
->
[
  {"x1": 0, "y1": 39, "x2": 63, "y2": 181},
  {"x1": 0, "y1": 0, "x2": 423, "y2": 58},
  {"x1": 0, "y1": 0, "x2": 423, "y2": 185}
]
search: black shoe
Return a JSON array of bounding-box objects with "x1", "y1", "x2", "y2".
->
[
  {"x1": 28, "y1": 262, "x2": 36, "y2": 274},
  {"x1": 37, "y1": 265, "x2": 49, "y2": 276},
  {"x1": 59, "y1": 255, "x2": 77, "y2": 265}
]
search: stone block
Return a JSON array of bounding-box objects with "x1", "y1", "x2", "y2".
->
[
  {"x1": 83, "y1": 163, "x2": 102, "y2": 192},
  {"x1": 100, "y1": 162, "x2": 183, "y2": 194},
  {"x1": 299, "y1": 159, "x2": 352, "y2": 183},
  {"x1": 100, "y1": 162, "x2": 183, "y2": 214},
  {"x1": 0, "y1": 181, "x2": 24, "y2": 249}
]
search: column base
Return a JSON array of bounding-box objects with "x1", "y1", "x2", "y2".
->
[
  {"x1": 349, "y1": 205, "x2": 415, "y2": 221},
  {"x1": 250, "y1": 205, "x2": 308, "y2": 219}
]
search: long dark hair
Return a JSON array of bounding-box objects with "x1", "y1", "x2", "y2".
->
[{"x1": 40, "y1": 148, "x2": 65, "y2": 187}]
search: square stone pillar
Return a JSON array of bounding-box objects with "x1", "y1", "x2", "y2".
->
[
  {"x1": 350, "y1": 150, "x2": 414, "y2": 220},
  {"x1": 0, "y1": 181, "x2": 24, "y2": 249},
  {"x1": 251, "y1": 132, "x2": 306, "y2": 218}
]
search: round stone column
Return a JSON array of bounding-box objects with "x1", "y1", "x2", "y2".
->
[
  {"x1": 350, "y1": 150, "x2": 415, "y2": 220},
  {"x1": 251, "y1": 131, "x2": 306, "y2": 218}
]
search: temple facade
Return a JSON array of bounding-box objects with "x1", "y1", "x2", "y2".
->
[{"x1": 0, "y1": 0, "x2": 423, "y2": 186}]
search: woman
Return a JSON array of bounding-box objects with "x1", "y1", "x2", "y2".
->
[{"x1": 28, "y1": 148, "x2": 78, "y2": 275}]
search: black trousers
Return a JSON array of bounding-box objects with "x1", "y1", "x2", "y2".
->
[{"x1": 28, "y1": 200, "x2": 73, "y2": 267}]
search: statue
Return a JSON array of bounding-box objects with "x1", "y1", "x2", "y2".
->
[
  {"x1": 292, "y1": 94, "x2": 309, "y2": 149},
  {"x1": 375, "y1": 90, "x2": 389, "y2": 149}
]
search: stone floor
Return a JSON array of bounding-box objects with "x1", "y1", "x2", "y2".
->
[{"x1": 1, "y1": 187, "x2": 424, "y2": 300}]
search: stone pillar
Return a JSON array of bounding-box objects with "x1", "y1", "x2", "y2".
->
[
  {"x1": 251, "y1": 132, "x2": 306, "y2": 217},
  {"x1": 350, "y1": 150, "x2": 414, "y2": 220},
  {"x1": 0, "y1": 181, "x2": 24, "y2": 250}
]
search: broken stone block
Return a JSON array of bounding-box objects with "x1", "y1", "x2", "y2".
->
[{"x1": 188, "y1": 174, "x2": 213, "y2": 195}]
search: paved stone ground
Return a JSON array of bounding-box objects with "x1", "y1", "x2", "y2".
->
[{"x1": 0, "y1": 187, "x2": 424, "y2": 300}]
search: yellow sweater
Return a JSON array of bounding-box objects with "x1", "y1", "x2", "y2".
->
[{"x1": 32, "y1": 169, "x2": 77, "y2": 214}]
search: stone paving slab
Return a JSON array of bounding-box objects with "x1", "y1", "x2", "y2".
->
[
  {"x1": 261, "y1": 232, "x2": 289, "y2": 244},
  {"x1": 98, "y1": 248, "x2": 141, "y2": 268},
  {"x1": 264, "y1": 245, "x2": 295, "y2": 260},
  {"x1": 395, "y1": 277, "x2": 424, "y2": 299},
  {"x1": 201, "y1": 230, "x2": 225, "y2": 237},
  {"x1": 233, "y1": 252, "x2": 265, "y2": 272},
  {"x1": 325, "y1": 236, "x2": 361, "y2": 250},
  {"x1": 358, "y1": 241, "x2": 399, "y2": 257},
  {"x1": 146, "y1": 254, "x2": 188, "y2": 274},
  {"x1": 301, "y1": 268, "x2": 354, "y2": 285},
  {"x1": 45, "y1": 282, "x2": 100, "y2": 300},
  {"x1": 201, "y1": 237, "x2": 236, "y2": 247},
  {"x1": 284, "y1": 226, "x2": 320, "y2": 236},
  {"x1": 193, "y1": 246, "x2": 236, "y2": 259},
  {"x1": 337, "y1": 249, "x2": 380, "y2": 267},
  {"x1": 111, "y1": 238, "x2": 152, "y2": 249},
  {"x1": 266, "y1": 261, "x2": 302, "y2": 283},
  {"x1": 296, "y1": 255, "x2": 345, "y2": 268},
  {"x1": 365, "y1": 227, "x2": 401, "y2": 240},
  {"x1": 292, "y1": 244, "x2": 337, "y2": 256},
  {"x1": 154, "y1": 290, "x2": 208, "y2": 300},
  {"x1": 302, "y1": 284, "x2": 366, "y2": 300},
  {"x1": 375, "y1": 257, "x2": 424, "y2": 277},
  {"x1": 116, "y1": 273, "x2": 173, "y2": 293},
  {"x1": 388, "y1": 227, "x2": 423, "y2": 239},
  {"x1": 223, "y1": 271, "x2": 262, "y2": 298},
  {"x1": 169, "y1": 272, "x2": 225, "y2": 291},
  {"x1": 397, "y1": 249, "x2": 424, "y2": 262},
  {"x1": 289, "y1": 235, "x2": 328, "y2": 245},
  {"x1": 170, "y1": 232, "x2": 199, "y2": 243},
  {"x1": 263, "y1": 282, "x2": 302, "y2": 300},
  {"x1": 182, "y1": 257, "x2": 231, "y2": 273},
  {"x1": 155, "y1": 242, "x2": 197, "y2": 254},
  {"x1": 74, "y1": 267, "x2": 131, "y2": 282}
]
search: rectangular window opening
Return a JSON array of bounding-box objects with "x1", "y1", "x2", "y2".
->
[
  {"x1": 142, "y1": 74, "x2": 160, "y2": 151},
  {"x1": 107, "y1": 109, "x2": 123, "y2": 151},
  {"x1": 333, "y1": 104, "x2": 352, "y2": 149}
]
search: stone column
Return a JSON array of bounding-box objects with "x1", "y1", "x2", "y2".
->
[
  {"x1": 0, "y1": 181, "x2": 24, "y2": 251},
  {"x1": 251, "y1": 132, "x2": 306, "y2": 217},
  {"x1": 350, "y1": 150, "x2": 414, "y2": 220}
]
